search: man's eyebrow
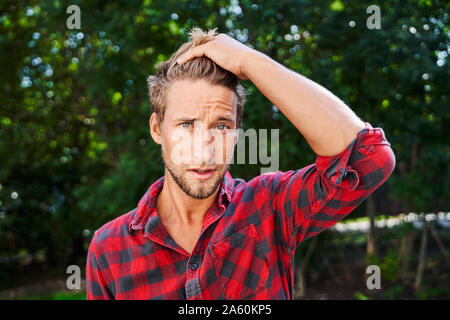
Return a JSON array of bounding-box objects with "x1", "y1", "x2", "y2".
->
[
  {"x1": 173, "y1": 117, "x2": 198, "y2": 122},
  {"x1": 173, "y1": 116, "x2": 234, "y2": 122},
  {"x1": 216, "y1": 116, "x2": 234, "y2": 122}
]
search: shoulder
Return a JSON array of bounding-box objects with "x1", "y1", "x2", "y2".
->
[
  {"x1": 90, "y1": 208, "x2": 137, "y2": 252},
  {"x1": 235, "y1": 170, "x2": 293, "y2": 189},
  {"x1": 230, "y1": 170, "x2": 292, "y2": 199}
]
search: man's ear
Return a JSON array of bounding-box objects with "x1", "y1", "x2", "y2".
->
[{"x1": 149, "y1": 112, "x2": 162, "y2": 145}]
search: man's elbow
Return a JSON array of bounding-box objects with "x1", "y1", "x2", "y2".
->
[{"x1": 362, "y1": 144, "x2": 396, "y2": 190}]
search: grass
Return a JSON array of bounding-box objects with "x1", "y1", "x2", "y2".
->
[{"x1": 13, "y1": 291, "x2": 86, "y2": 300}]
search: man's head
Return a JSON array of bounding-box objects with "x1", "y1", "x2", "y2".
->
[{"x1": 147, "y1": 27, "x2": 247, "y2": 199}]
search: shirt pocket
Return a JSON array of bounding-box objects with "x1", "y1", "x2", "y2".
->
[{"x1": 208, "y1": 224, "x2": 269, "y2": 300}]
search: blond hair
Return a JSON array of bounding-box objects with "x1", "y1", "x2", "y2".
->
[{"x1": 147, "y1": 27, "x2": 247, "y2": 128}]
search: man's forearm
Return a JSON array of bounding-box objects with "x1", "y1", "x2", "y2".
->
[{"x1": 243, "y1": 51, "x2": 366, "y2": 157}]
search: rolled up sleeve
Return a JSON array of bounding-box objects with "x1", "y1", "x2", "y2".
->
[{"x1": 263, "y1": 121, "x2": 396, "y2": 250}]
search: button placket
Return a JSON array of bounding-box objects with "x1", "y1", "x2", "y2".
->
[
  {"x1": 185, "y1": 256, "x2": 202, "y2": 299},
  {"x1": 184, "y1": 238, "x2": 205, "y2": 298},
  {"x1": 185, "y1": 202, "x2": 227, "y2": 299}
]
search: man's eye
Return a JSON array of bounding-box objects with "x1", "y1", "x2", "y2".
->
[
  {"x1": 180, "y1": 122, "x2": 191, "y2": 128},
  {"x1": 216, "y1": 124, "x2": 229, "y2": 130}
]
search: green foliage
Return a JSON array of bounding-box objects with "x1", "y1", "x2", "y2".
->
[
  {"x1": 353, "y1": 291, "x2": 369, "y2": 300},
  {"x1": 416, "y1": 285, "x2": 448, "y2": 300},
  {"x1": 380, "y1": 285, "x2": 404, "y2": 300},
  {"x1": 380, "y1": 249, "x2": 401, "y2": 283},
  {"x1": 365, "y1": 252, "x2": 380, "y2": 266},
  {"x1": 0, "y1": 0, "x2": 448, "y2": 286},
  {"x1": 15, "y1": 291, "x2": 86, "y2": 300}
]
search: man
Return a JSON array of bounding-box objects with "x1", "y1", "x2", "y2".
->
[{"x1": 86, "y1": 27, "x2": 395, "y2": 300}]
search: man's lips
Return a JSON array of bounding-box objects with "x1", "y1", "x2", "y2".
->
[
  {"x1": 189, "y1": 168, "x2": 215, "y2": 172},
  {"x1": 188, "y1": 168, "x2": 216, "y2": 180}
]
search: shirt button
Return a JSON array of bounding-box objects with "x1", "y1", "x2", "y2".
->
[{"x1": 190, "y1": 263, "x2": 198, "y2": 271}]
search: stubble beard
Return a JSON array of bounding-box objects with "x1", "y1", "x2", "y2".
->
[{"x1": 161, "y1": 149, "x2": 229, "y2": 200}]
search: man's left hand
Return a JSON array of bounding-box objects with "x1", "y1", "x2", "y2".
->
[{"x1": 176, "y1": 33, "x2": 256, "y2": 80}]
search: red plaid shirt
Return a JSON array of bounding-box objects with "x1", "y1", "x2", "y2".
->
[{"x1": 86, "y1": 121, "x2": 395, "y2": 300}]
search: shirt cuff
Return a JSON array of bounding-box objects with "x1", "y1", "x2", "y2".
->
[{"x1": 315, "y1": 121, "x2": 391, "y2": 191}]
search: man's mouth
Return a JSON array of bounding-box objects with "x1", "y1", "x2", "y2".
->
[{"x1": 188, "y1": 168, "x2": 216, "y2": 180}]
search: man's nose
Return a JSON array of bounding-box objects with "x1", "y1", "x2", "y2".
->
[{"x1": 193, "y1": 126, "x2": 215, "y2": 164}]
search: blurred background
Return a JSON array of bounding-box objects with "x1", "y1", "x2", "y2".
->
[{"x1": 0, "y1": 0, "x2": 449, "y2": 300}]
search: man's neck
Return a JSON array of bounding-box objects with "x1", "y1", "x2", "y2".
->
[{"x1": 156, "y1": 171, "x2": 219, "y2": 228}]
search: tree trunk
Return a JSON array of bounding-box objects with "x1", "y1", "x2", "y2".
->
[
  {"x1": 410, "y1": 141, "x2": 419, "y2": 171},
  {"x1": 398, "y1": 230, "x2": 417, "y2": 284},
  {"x1": 294, "y1": 265, "x2": 306, "y2": 299},
  {"x1": 366, "y1": 195, "x2": 377, "y2": 257},
  {"x1": 294, "y1": 236, "x2": 319, "y2": 299},
  {"x1": 365, "y1": 196, "x2": 378, "y2": 298},
  {"x1": 397, "y1": 141, "x2": 419, "y2": 215},
  {"x1": 414, "y1": 219, "x2": 428, "y2": 291},
  {"x1": 302, "y1": 236, "x2": 318, "y2": 272},
  {"x1": 397, "y1": 162, "x2": 410, "y2": 213},
  {"x1": 429, "y1": 222, "x2": 450, "y2": 266}
]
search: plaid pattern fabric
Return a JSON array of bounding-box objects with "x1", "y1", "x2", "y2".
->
[{"x1": 86, "y1": 121, "x2": 396, "y2": 300}]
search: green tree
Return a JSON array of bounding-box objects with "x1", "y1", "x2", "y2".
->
[{"x1": 0, "y1": 0, "x2": 448, "y2": 285}]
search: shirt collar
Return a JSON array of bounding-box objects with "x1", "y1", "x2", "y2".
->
[{"x1": 129, "y1": 170, "x2": 234, "y2": 232}]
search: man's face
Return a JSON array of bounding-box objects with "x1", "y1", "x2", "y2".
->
[{"x1": 151, "y1": 79, "x2": 238, "y2": 199}]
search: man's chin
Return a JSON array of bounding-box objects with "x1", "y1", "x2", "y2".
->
[
  {"x1": 183, "y1": 171, "x2": 224, "y2": 198},
  {"x1": 184, "y1": 184, "x2": 218, "y2": 199}
]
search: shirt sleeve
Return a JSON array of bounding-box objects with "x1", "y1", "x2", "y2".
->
[
  {"x1": 86, "y1": 232, "x2": 115, "y2": 300},
  {"x1": 262, "y1": 121, "x2": 396, "y2": 250}
]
